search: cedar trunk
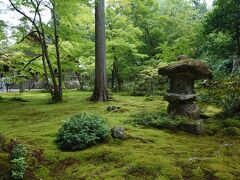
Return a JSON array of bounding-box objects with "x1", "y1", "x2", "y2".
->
[{"x1": 90, "y1": 0, "x2": 109, "y2": 102}]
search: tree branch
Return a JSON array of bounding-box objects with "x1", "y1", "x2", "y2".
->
[
  {"x1": 33, "y1": 0, "x2": 43, "y2": 22},
  {"x1": 19, "y1": 54, "x2": 43, "y2": 72},
  {"x1": 9, "y1": 0, "x2": 42, "y2": 43},
  {"x1": 9, "y1": 0, "x2": 35, "y2": 25},
  {"x1": 17, "y1": 30, "x2": 38, "y2": 44}
]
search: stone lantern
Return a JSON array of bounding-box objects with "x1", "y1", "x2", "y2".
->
[{"x1": 158, "y1": 59, "x2": 212, "y2": 119}]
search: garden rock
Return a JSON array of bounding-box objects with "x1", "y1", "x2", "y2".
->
[
  {"x1": 111, "y1": 126, "x2": 125, "y2": 139},
  {"x1": 107, "y1": 106, "x2": 121, "y2": 112}
]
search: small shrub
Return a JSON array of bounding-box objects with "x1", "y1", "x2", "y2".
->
[
  {"x1": 11, "y1": 157, "x2": 26, "y2": 179},
  {"x1": 11, "y1": 144, "x2": 27, "y2": 160},
  {"x1": 56, "y1": 113, "x2": 110, "y2": 150},
  {"x1": 130, "y1": 68, "x2": 167, "y2": 96},
  {"x1": 200, "y1": 77, "x2": 240, "y2": 116},
  {"x1": 8, "y1": 140, "x2": 27, "y2": 180}
]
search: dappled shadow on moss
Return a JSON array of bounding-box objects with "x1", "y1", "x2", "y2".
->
[{"x1": 10, "y1": 97, "x2": 29, "y2": 102}]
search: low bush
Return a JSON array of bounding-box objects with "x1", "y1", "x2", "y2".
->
[
  {"x1": 11, "y1": 157, "x2": 26, "y2": 179},
  {"x1": 129, "y1": 111, "x2": 204, "y2": 134},
  {"x1": 199, "y1": 77, "x2": 240, "y2": 116},
  {"x1": 8, "y1": 140, "x2": 27, "y2": 180},
  {"x1": 129, "y1": 65, "x2": 167, "y2": 96},
  {"x1": 11, "y1": 143, "x2": 27, "y2": 160},
  {"x1": 56, "y1": 113, "x2": 110, "y2": 150}
]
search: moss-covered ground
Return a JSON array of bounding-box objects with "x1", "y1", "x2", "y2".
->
[{"x1": 0, "y1": 91, "x2": 240, "y2": 179}]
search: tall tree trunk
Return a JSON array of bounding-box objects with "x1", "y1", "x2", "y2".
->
[
  {"x1": 52, "y1": 2, "x2": 63, "y2": 102},
  {"x1": 90, "y1": 0, "x2": 109, "y2": 102}
]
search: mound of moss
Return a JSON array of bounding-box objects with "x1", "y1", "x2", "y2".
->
[
  {"x1": 129, "y1": 111, "x2": 240, "y2": 137},
  {"x1": 128, "y1": 111, "x2": 204, "y2": 134}
]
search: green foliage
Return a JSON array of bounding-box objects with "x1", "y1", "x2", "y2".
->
[
  {"x1": 0, "y1": 20, "x2": 6, "y2": 41},
  {"x1": 203, "y1": 32, "x2": 234, "y2": 58},
  {"x1": 11, "y1": 157, "x2": 26, "y2": 180},
  {"x1": 56, "y1": 113, "x2": 110, "y2": 150},
  {"x1": 11, "y1": 143, "x2": 27, "y2": 160},
  {"x1": 203, "y1": 0, "x2": 240, "y2": 56},
  {"x1": 200, "y1": 77, "x2": 240, "y2": 115},
  {"x1": 130, "y1": 62, "x2": 167, "y2": 96},
  {"x1": 8, "y1": 142, "x2": 27, "y2": 180}
]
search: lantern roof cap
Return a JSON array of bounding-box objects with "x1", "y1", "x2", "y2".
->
[{"x1": 158, "y1": 59, "x2": 213, "y2": 80}]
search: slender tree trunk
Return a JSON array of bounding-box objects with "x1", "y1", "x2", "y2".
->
[
  {"x1": 76, "y1": 72, "x2": 84, "y2": 90},
  {"x1": 113, "y1": 57, "x2": 122, "y2": 91},
  {"x1": 52, "y1": 3, "x2": 63, "y2": 102},
  {"x1": 111, "y1": 46, "x2": 122, "y2": 92},
  {"x1": 111, "y1": 68, "x2": 115, "y2": 91},
  {"x1": 231, "y1": 55, "x2": 240, "y2": 76},
  {"x1": 90, "y1": 0, "x2": 109, "y2": 102},
  {"x1": 37, "y1": 11, "x2": 60, "y2": 103},
  {"x1": 236, "y1": 26, "x2": 240, "y2": 56},
  {"x1": 28, "y1": 80, "x2": 31, "y2": 91},
  {"x1": 42, "y1": 55, "x2": 53, "y2": 96},
  {"x1": 19, "y1": 82, "x2": 24, "y2": 93},
  {"x1": 9, "y1": 0, "x2": 61, "y2": 102},
  {"x1": 112, "y1": 60, "x2": 121, "y2": 92}
]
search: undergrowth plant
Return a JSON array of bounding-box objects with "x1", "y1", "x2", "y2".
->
[
  {"x1": 56, "y1": 113, "x2": 110, "y2": 150},
  {"x1": 8, "y1": 140, "x2": 27, "y2": 180},
  {"x1": 199, "y1": 76, "x2": 240, "y2": 116}
]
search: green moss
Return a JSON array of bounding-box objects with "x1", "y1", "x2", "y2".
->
[
  {"x1": 36, "y1": 166, "x2": 51, "y2": 179},
  {"x1": 0, "y1": 152, "x2": 10, "y2": 179},
  {"x1": 192, "y1": 167, "x2": 204, "y2": 180},
  {"x1": 0, "y1": 91, "x2": 239, "y2": 179},
  {"x1": 222, "y1": 118, "x2": 240, "y2": 128}
]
